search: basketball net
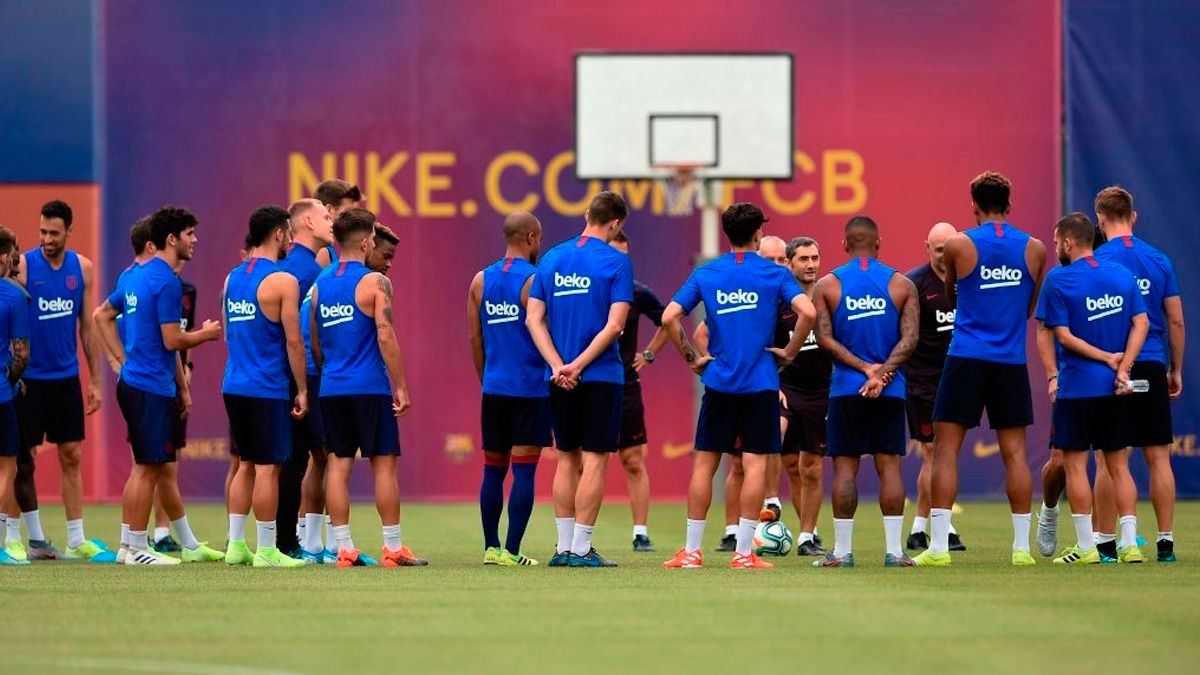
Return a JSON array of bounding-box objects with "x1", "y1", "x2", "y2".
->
[{"x1": 657, "y1": 166, "x2": 719, "y2": 217}]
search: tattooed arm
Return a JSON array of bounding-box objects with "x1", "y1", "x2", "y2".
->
[
  {"x1": 662, "y1": 301, "x2": 712, "y2": 375},
  {"x1": 369, "y1": 272, "x2": 410, "y2": 416},
  {"x1": 7, "y1": 337, "x2": 28, "y2": 384}
]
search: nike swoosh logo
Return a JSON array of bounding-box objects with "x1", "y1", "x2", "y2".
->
[
  {"x1": 926, "y1": 294, "x2": 939, "y2": 300},
  {"x1": 973, "y1": 440, "x2": 1000, "y2": 458},
  {"x1": 662, "y1": 442, "x2": 693, "y2": 459}
]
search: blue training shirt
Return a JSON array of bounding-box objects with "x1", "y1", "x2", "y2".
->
[
  {"x1": 1036, "y1": 255, "x2": 1147, "y2": 399},
  {"x1": 480, "y1": 256, "x2": 546, "y2": 398},
  {"x1": 24, "y1": 248, "x2": 84, "y2": 379},
  {"x1": 314, "y1": 260, "x2": 391, "y2": 397},
  {"x1": 0, "y1": 280, "x2": 31, "y2": 404},
  {"x1": 828, "y1": 257, "x2": 906, "y2": 399},
  {"x1": 672, "y1": 251, "x2": 803, "y2": 394},
  {"x1": 222, "y1": 257, "x2": 289, "y2": 400},
  {"x1": 107, "y1": 257, "x2": 181, "y2": 397},
  {"x1": 948, "y1": 222, "x2": 1036, "y2": 364},
  {"x1": 1093, "y1": 235, "x2": 1180, "y2": 366},
  {"x1": 300, "y1": 264, "x2": 337, "y2": 377},
  {"x1": 528, "y1": 236, "x2": 633, "y2": 384},
  {"x1": 278, "y1": 243, "x2": 323, "y2": 301}
]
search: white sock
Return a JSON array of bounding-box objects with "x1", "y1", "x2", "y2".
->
[
  {"x1": 256, "y1": 521, "x2": 277, "y2": 550},
  {"x1": 1118, "y1": 515, "x2": 1138, "y2": 549},
  {"x1": 724, "y1": 524, "x2": 737, "y2": 537},
  {"x1": 735, "y1": 517, "x2": 757, "y2": 556},
  {"x1": 883, "y1": 516, "x2": 903, "y2": 557},
  {"x1": 172, "y1": 516, "x2": 200, "y2": 549},
  {"x1": 22, "y1": 510, "x2": 45, "y2": 541},
  {"x1": 764, "y1": 497, "x2": 782, "y2": 509},
  {"x1": 228, "y1": 514, "x2": 247, "y2": 543},
  {"x1": 66, "y1": 518, "x2": 85, "y2": 549},
  {"x1": 0, "y1": 514, "x2": 7, "y2": 546},
  {"x1": 303, "y1": 513, "x2": 325, "y2": 553},
  {"x1": 333, "y1": 524, "x2": 354, "y2": 551},
  {"x1": 911, "y1": 516, "x2": 928, "y2": 535},
  {"x1": 6, "y1": 516, "x2": 19, "y2": 545},
  {"x1": 799, "y1": 531, "x2": 814, "y2": 544},
  {"x1": 555, "y1": 517, "x2": 575, "y2": 554},
  {"x1": 813, "y1": 526, "x2": 820, "y2": 537},
  {"x1": 120, "y1": 523, "x2": 131, "y2": 548},
  {"x1": 382, "y1": 524, "x2": 401, "y2": 551},
  {"x1": 929, "y1": 508, "x2": 951, "y2": 554},
  {"x1": 1011, "y1": 512, "x2": 1031, "y2": 551},
  {"x1": 632, "y1": 524, "x2": 648, "y2": 538},
  {"x1": 130, "y1": 529, "x2": 149, "y2": 551},
  {"x1": 1095, "y1": 532, "x2": 1116, "y2": 544},
  {"x1": 297, "y1": 521, "x2": 305, "y2": 543},
  {"x1": 1040, "y1": 502, "x2": 1059, "y2": 519},
  {"x1": 570, "y1": 523, "x2": 594, "y2": 556},
  {"x1": 684, "y1": 519, "x2": 706, "y2": 552},
  {"x1": 325, "y1": 516, "x2": 336, "y2": 551},
  {"x1": 833, "y1": 518, "x2": 854, "y2": 557},
  {"x1": 1158, "y1": 531, "x2": 1174, "y2": 543},
  {"x1": 1072, "y1": 513, "x2": 1094, "y2": 551},
  {"x1": 948, "y1": 522, "x2": 959, "y2": 535},
  {"x1": 153, "y1": 526, "x2": 170, "y2": 542}
]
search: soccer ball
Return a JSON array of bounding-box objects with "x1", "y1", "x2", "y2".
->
[{"x1": 753, "y1": 521, "x2": 793, "y2": 556}]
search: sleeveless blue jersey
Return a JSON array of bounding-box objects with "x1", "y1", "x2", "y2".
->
[
  {"x1": 222, "y1": 258, "x2": 289, "y2": 400},
  {"x1": 480, "y1": 257, "x2": 545, "y2": 398},
  {"x1": 0, "y1": 280, "x2": 31, "y2": 404},
  {"x1": 829, "y1": 258, "x2": 905, "y2": 399},
  {"x1": 1094, "y1": 235, "x2": 1180, "y2": 365},
  {"x1": 314, "y1": 261, "x2": 391, "y2": 396},
  {"x1": 300, "y1": 265, "x2": 337, "y2": 377},
  {"x1": 948, "y1": 222, "x2": 1035, "y2": 364},
  {"x1": 24, "y1": 248, "x2": 84, "y2": 379}
]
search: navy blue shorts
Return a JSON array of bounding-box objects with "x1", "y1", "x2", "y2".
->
[
  {"x1": 116, "y1": 380, "x2": 176, "y2": 465},
  {"x1": 17, "y1": 376, "x2": 85, "y2": 447},
  {"x1": 481, "y1": 393, "x2": 552, "y2": 452},
  {"x1": 695, "y1": 388, "x2": 780, "y2": 455},
  {"x1": 320, "y1": 394, "x2": 401, "y2": 459},
  {"x1": 933, "y1": 356, "x2": 1033, "y2": 429},
  {"x1": 904, "y1": 385, "x2": 937, "y2": 442},
  {"x1": 826, "y1": 395, "x2": 907, "y2": 457},
  {"x1": 224, "y1": 394, "x2": 292, "y2": 465},
  {"x1": 781, "y1": 385, "x2": 827, "y2": 455},
  {"x1": 548, "y1": 381, "x2": 623, "y2": 453},
  {"x1": 292, "y1": 374, "x2": 327, "y2": 453},
  {"x1": 0, "y1": 401, "x2": 18, "y2": 458},
  {"x1": 1128, "y1": 361, "x2": 1173, "y2": 447},
  {"x1": 618, "y1": 380, "x2": 648, "y2": 450},
  {"x1": 1051, "y1": 396, "x2": 1134, "y2": 452}
]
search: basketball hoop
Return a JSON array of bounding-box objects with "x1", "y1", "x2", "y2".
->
[{"x1": 654, "y1": 164, "x2": 704, "y2": 217}]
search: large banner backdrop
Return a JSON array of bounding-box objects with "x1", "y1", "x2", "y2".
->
[{"x1": 96, "y1": 0, "x2": 1062, "y2": 500}]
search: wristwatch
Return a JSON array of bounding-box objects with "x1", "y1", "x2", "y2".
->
[{"x1": 641, "y1": 350, "x2": 656, "y2": 363}]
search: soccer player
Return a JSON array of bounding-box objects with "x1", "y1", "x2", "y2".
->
[
  {"x1": 904, "y1": 222, "x2": 968, "y2": 552},
  {"x1": 660, "y1": 203, "x2": 814, "y2": 570},
  {"x1": 468, "y1": 211, "x2": 546, "y2": 566},
  {"x1": 778, "y1": 237, "x2": 833, "y2": 556},
  {"x1": 367, "y1": 224, "x2": 399, "y2": 275},
  {"x1": 526, "y1": 191, "x2": 633, "y2": 568},
  {"x1": 1038, "y1": 188, "x2": 1184, "y2": 563},
  {"x1": 915, "y1": 172, "x2": 1046, "y2": 567},
  {"x1": 0, "y1": 225, "x2": 31, "y2": 566},
  {"x1": 93, "y1": 206, "x2": 224, "y2": 564},
  {"x1": 313, "y1": 179, "x2": 363, "y2": 267},
  {"x1": 810, "y1": 216, "x2": 919, "y2": 568},
  {"x1": 3, "y1": 236, "x2": 35, "y2": 561},
  {"x1": 608, "y1": 230, "x2": 669, "y2": 552},
  {"x1": 1036, "y1": 213, "x2": 1148, "y2": 565},
  {"x1": 274, "y1": 198, "x2": 334, "y2": 559},
  {"x1": 14, "y1": 200, "x2": 113, "y2": 562},
  {"x1": 311, "y1": 207, "x2": 426, "y2": 568}
]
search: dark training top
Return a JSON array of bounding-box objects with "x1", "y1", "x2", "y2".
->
[
  {"x1": 904, "y1": 263, "x2": 954, "y2": 395},
  {"x1": 619, "y1": 280, "x2": 665, "y2": 382}
]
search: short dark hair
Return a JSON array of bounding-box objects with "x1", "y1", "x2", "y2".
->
[
  {"x1": 970, "y1": 171, "x2": 1012, "y2": 214},
  {"x1": 721, "y1": 202, "x2": 768, "y2": 247},
  {"x1": 246, "y1": 205, "x2": 290, "y2": 248},
  {"x1": 586, "y1": 191, "x2": 628, "y2": 225},
  {"x1": 149, "y1": 205, "x2": 199, "y2": 249},
  {"x1": 314, "y1": 179, "x2": 362, "y2": 206},
  {"x1": 612, "y1": 230, "x2": 629, "y2": 245},
  {"x1": 374, "y1": 223, "x2": 399, "y2": 246},
  {"x1": 41, "y1": 200, "x2": 73, "y2": 228},
  {"x1": 333, "y1": 207, "x2": 377, "y2": 245},
  {"x1": 1055, "y1": 212, "x2": 1095, "y2": 248},
  {"x1": 0, "y1": 225, "x2": 16, "y2": 256},
  {"x1": 129, "y1": 216, "x2": 153, "y2": 256},
  {"x1": 786, "y1": 236, "x2": 819, "y2": 259},
  {"x1": 1095, "y1": 186, "x2": 1133, "y2": 222}
]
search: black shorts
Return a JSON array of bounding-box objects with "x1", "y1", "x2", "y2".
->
[
  {"x1": 1128, "y1": 361, "x2": 1173, "y2": 447},
  {"x1": 224, "y1": 394, "x2": 292, "y2": 465},
  {"x1": 292, "y1": 374, "x2": 327, "y2": 453},
  {"x1": 696, "y1": 388, "x2": 780, "y2": 455},
  {"x1": 549, "y1": 381, "x2": 623, "y2": 453},
  {"x1": 0, "y1": 401, "x2": 18, "y2": 457},
  {"x1": 1051, "y1": 396, "x2": 1134, "y2": 452},
  {"x1": 826, "y1": 395, "x2": 907, "y2": 457},
  {"x1": 904, "y1": 386, "x2": 937, "y2": 442},
  {"x1": 781, "y1": 386, "x2": 827, "y2": 455},
  {"x1": 17, "y1": 376, "x2": 85, "y2": 446},
  {"x1": 933, "y1": 356, "x2": 1033, "y2": 429},
  {"x1": 618, "y1": 380, "x2": 648, "y2": 450},
  {"x1": 321, "y1": 394, "x2": 401, "y2": 459},
  {"x1": 481, "y1": 393, "x2": 552, "y2": 452},
  {"x1": 171, "y1": 394, "x2": 188, "y2": 450},
  {"x1": 116, "y1": 380, "x2": 176, "y2": 465}
]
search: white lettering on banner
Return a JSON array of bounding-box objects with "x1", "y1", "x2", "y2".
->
[{"x1": 979, "y1": 265, "x2": 1023, "y2": 289}]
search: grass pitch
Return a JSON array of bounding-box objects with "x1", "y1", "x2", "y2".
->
[{"x1": 4, "y1": 501, "x2": 1198, "y2": 674}]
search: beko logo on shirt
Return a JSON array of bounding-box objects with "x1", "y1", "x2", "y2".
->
[
  {"x1": 226, "y1": 298, "x2": 257, "y2": 323},
  {"x1": 936, "y1": 309, "x2": 956, "y2": 331},
  {"x1": 1137, "y1": 277, "x2": 1151, "y2": 296},
  {"x1": 715, "y1": 289, "x2": 758, "y2": 314},
  {"x1": 800, "y1": 330, "x2": 819, "y2": 351},
  {"x1": 979, "y1": 265, "x2": 1023, "y2": 289},
  {"x1": 319, "y1": 303, "x2": 355, "y2": 327},
  {"x1": 37, "y1": 296, "x2": 74, "y2": 320},
  {"x1": 125, "y1": 293, "x2": 138, "y2": 315},
  {"x1": 552, "y1": 272, "x2": 591, "y2": 296},
  {"x1": 1086, "y1": 294, "x2": 1124, "y2": 321},
  {"x1": 845, "y1": 295, "x2": 886, "y2": 321},
  {"x1": 484, "y1": 300, "x2": 521, "y2": 324}
]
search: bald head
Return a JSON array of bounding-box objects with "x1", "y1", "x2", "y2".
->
[
  {"x1": 759, "y1": 235, "x2": 788, "y2": 266},
  {"x1": 502, "y1": 211, "x2": 543, "y2": 263},
  {"x1": 925, "y1": 221, "x2": 957, "y2": 276}
]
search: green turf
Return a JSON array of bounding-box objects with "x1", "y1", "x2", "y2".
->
[{"x1": 3, "y1": 501, "x2": 1198, "y2": 674}]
